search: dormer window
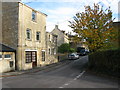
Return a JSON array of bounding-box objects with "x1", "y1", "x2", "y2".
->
[{"x1": 32, "y1": 11, "x2": 36, "y2": 21}]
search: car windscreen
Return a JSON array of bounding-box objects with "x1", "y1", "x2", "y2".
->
[
  {"x1": 69, "y1": 54, "x2": 75, "y2": 56},
  {"x1": 80, "y1": 49, "x2": 85, "y2": 52}
]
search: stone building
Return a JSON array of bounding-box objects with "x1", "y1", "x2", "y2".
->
[
  {"x1": 51, "y1": 25, "x2": 69, "y2": 46},
  {"x1": 0, "y1": 44, "x2": 16, "y2": 73},
  {"x1": 2, "y1": 2, "x2": 47, "y2": 70},
  {"x1": 68, "y1": 34, "x2": 88, "y2": 50},
  {"x1": 46, "y1": 32, "x2": 58, "y2": 64}
]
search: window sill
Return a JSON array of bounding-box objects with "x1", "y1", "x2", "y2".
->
[
  {"x1": 32, "y1": 20, "x2": 37, "y2": 23},
  {"x1": 4, "y1": 58, "x2": 11, "y2": 60},
  {"x1": 36, "y1": 40, "x2": 41, "y2": 42},
  {"x1": 26, "y1": 39, "x2": 32, "y2": 41},
  {"x1": 26, "y1": 62, "x2": 32, "y2": 63}
]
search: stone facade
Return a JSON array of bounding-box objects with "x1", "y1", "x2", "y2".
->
[
  {"x1": 2, "y1": 2, "x2": 47, "y2": 70},
  {"x1": 51, "y1": 25, "x2": 69, "y2": 46},
  {"x1": 0, "y1": 52, "x2": 15, "y2": 73},
  {"x1": 46, "y1": 32, "x2": 58, "y2": 64}
]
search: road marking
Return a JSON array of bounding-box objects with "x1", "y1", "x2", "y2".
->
[
  {"x1": 74, "y1": 78, "x2": 77, "y2": 80},
  {"x1": 58, "y1": 71, "x2": 86, "y2": 88},
  {"x1": 59, "y1": 87, "x2": 64, "y2": 88},
  {"x1": 74, "y1": 71, "x2": 85, "y2": 80},
  {"x1": 64, "y1": 83, "x2": 69, "y2": 86}
]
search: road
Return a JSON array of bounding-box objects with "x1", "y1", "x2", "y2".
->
[{"x1": 1, "y1": 56, "x2": 119, "y2": 88}]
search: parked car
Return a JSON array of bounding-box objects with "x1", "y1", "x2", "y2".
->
[
  {"x1": 85, "y1": 49, "x2": 90, "y2": 54},
  {"x1": 77, "y1": 49, "x2": 86, "y2": 56},
  {"x1": 77, "y1": 49, "x2": 89, "y2": 56},
  {"x1": 68, "y1": 53, "x2": 79, "y2": 60}
]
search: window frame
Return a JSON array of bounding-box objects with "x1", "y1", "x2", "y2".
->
[
  {"x1": 42, "y1": 51, "x2": 45, "y2": 61},
  {"x1": 32, "y1": 11, "x2": 37, "y2": 22},
  {"x1": 48, "y1": 48, "x2": 51, "y2": 55},
  {"x1": 26, "y1": 51, "x2": 32, "y2": 63},
  {"x1": 0, "y1": 54, "x2": 2, "y2": 60},
  {"x1": 26, "y1": 28, "x2": 31, "y2": 40},
  {"x1": 36, "y1": 31, "x2": 41, "y2": 41},
  {"x1": 4, "y1": 54, "x2": 11, "y2": 60}
]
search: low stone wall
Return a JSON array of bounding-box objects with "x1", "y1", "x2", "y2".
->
[{"x1": 58, "y1": 53, "x2": 68, "y2": 62}]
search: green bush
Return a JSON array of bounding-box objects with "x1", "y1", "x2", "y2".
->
[
  {"x1": 69, "y1": 48, "x2": 76, "y2": 53},
  {"x1": 58, "y1": 43, "x2": 70, "y2": 53},
  {"x1": 88, "y1": 48, "x2": 120, "y2": 77}
]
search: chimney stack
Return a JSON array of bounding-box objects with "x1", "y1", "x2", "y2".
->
[{"x1": 55, "y1": 25, "x2": 58, "y2": 29}]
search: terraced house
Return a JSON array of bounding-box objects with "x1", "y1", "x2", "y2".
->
[
  {"x1": 2, "y1": 2, "x2": 47, "y2": 71},
  {"x1": 46, "y1": 32, "x2": 58, "y2": 64}
]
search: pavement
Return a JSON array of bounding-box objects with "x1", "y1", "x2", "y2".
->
[{"x1": 0, "y1": 59, "x2": 70, "y2": 77}]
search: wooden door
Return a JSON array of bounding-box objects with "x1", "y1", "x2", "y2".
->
[{"x1": 32, "y1": 51, "x2": 37, "y2": 68}]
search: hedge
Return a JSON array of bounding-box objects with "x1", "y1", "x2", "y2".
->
[{"x1": 88, "y1": 48, "x2": 120, "y2": 77}]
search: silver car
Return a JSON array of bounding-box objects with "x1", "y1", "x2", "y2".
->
[{"x1": 68, "y1": 53, "x2": 79, "y2": 60}]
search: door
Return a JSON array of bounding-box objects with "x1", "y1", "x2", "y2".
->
[{"x1": 32, "y1": 51, "x2": 37, "y2": 68}]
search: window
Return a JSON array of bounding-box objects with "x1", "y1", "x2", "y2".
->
[
  {"x1": 32, "y1": 11, "x2": 36, "y2": 21},
  {"x1": 49, "y1": 48, "x2": 51, "y2": 55},
  {"x1": 54, "y1": 48, "x2": 56, "y2": 55},
  {"x1": 51, "y1": 48, "x2": 54, "y2": 55},
  {"x1": 53, "y1": 36, "x2": 56, "y2": 43},
  {"x1": 26, "y1": 29, "x2": 31, "y2": 40},
  {"x1": 10, "y1": 61, "x2": 14, "y2": 67},
  {"x1": 26, "y1": 51, "x2": 37, "y2": 63},
  {"x1": 26, "y1": 52, "x2": 32, "y2": 63},
  {"x1": 49, "y1": 35, "x2": 51, "y2": 41},
  {"x1": 42, "y1": 51, "x2": 45, "y2": 61},
  {"x1": 0, "y1": 54, "x2": 2, "y2": 60},
  {"x1": 52, "y1": 48, "x2": 56, "y2": 55},
  {"x1": 4, "y1": 54, "x2": 11, "y2": 59},
  {"x1": 36, "y1": 32, "x2": 40, "y2": 41},
  {"x1": 44, "y1": 26, "x2": 46, "y2": 30}
]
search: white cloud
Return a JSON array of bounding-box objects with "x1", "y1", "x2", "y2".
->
[{"x1": 47, "y1": 7, "x2": 77, "y2": 16}]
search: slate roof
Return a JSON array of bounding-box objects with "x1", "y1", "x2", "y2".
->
[{"x1": 0, "y1": 43, "x2": 16, "y2": 52}]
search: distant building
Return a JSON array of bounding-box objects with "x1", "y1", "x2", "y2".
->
[
  {"x1": 46, "y1": 32, "x2": 58, "y2": 64},
  {"x1": 68, "y1": 34, "x2": 88, "y2": 50},
  {"x1": 51, "y1": 25, "x2": 69, "y2": 46},
  {"x1": 2, "y1": 2, "x2": 47, "y2": 70}
]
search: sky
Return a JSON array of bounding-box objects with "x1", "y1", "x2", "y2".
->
[{"x1": 21, "y1": 0, "x2": 120, "y2": 33}]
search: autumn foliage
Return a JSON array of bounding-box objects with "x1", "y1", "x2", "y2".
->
[{"x1": 69, "y1": 4, "x2": 117, "y2": 52}]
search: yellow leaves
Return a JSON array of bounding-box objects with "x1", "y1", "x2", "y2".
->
[{"x1": 69, "y1": 3, "x2": 115, "y2": 52}]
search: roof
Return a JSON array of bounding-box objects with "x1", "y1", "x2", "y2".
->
[
  {"x1": 113, "y1": 21, "x2": 120, "y2": 25},
  {"x1": 0, "y1": 44, "x2": 16, "y2": 52},
  {"x1": 19, "y1": 2, "x2": 47, "y2": 17}
]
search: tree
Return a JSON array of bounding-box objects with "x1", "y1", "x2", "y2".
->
[
  {"x1": 69, "y1": 3, "x2": 117, "y2": 52},
  {"x1": 69, "y1": 48, "x2": 76, "y2": 53},
  {"x1": 58, "y1": 43, "x2": 70, "y2": 53}
]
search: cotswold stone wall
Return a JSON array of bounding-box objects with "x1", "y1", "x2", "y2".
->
[{"x1": 2, "y1": 2, "x2": 19, "y2": 49}]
